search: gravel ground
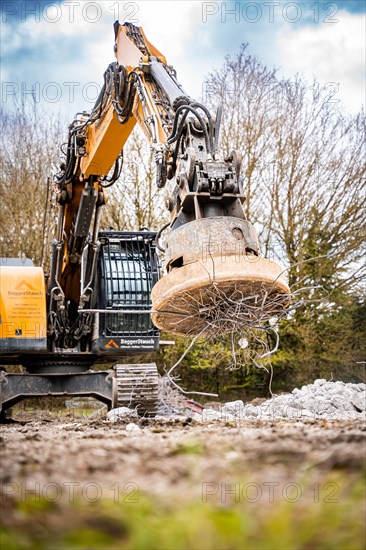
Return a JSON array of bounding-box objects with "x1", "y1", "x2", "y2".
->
[
  {"x1": 1, "y1": 413, "x2": 365, "y2": 500},
  {"x1": 0, "y1": 380, "x2": 365, "y2": 549}
]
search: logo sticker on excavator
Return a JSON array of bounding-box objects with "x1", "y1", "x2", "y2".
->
[
  {"x1": 0, "y1": 266, "x2": 47, "y2": 345},
  {"x1": 14, "y1": 280, "x2": 36, "y2": 291},
  {"x1": 105, "y1": 339, "x2": 119, "y2": 349}
]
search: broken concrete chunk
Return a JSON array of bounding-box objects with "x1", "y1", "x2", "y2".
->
[
  {"x1": 221, "y1": 400, "x2": 245, "y2": 416},
  {"x1": 106, "y1": 407, "x2": 138, "y2": 422},
  {"x1": 125, "y1": 422, "x2": 141, "y2": 432}
]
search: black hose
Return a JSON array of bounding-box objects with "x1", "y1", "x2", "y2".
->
[
  {"x1": 110, "y1": 70, "x2": 137, "y2": 124},
  {"x1": 100, "y1": 152, "x2": 123, "y2": 187},
  {"x1": 55, "y1": 132, "x2": 76, "y2": 187},
  {"x1": 168, "y1": 103, "x2": 213, "y2": 157},
  {"x1": 167, "y1": 106, "x2": 190, "y2": 144},
  {"x1": 169, "y1": 105, "x2": 211, "y2": 153},
  {"x1": 190, "y1": 101, "x2": 211, "y2": 120},
  {"x1": 155, "y1": 222, "x2": 170, "y2": 252},
  {"x1": 191, "y1": 102, "x2": 215, "y2": 154},
  {"x1": 167, "y1": 103, "x2": 204, "y2": 144}
]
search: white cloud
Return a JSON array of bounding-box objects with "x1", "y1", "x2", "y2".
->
[
  {"x1": 136, "y1": 1, "x2": 202, "y2": 57},
  {"x1": 0, "y1": 1, "x2": 205, "y2": 109},
  {"x1": 4, "y1": 2, "x2": 364, "y2": 116},
  {"x1": 9, "y1": 1, "x2": 203, "y2": 60},
  {"x1": 277, "y1": 11, "x2": 365, "y2": 113},
  {"x1": 125, "y1": 1, "x2": 205, "y2": 98}
]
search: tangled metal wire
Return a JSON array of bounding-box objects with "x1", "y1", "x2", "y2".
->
[
  {"x1": 162, "y1": 276, "x2": 328, "y2": 398},
  {"x1": 161, "y1": 282, "x2": 290, "y2": 338}
]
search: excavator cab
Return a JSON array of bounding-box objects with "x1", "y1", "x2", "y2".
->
[{"x1": 91, "y1": 230, "x2": 160, "y2": 355}]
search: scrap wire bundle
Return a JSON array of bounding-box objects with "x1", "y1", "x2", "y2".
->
[{"x1": 156, "y1": 281, "x2": 291, "y2": 338}]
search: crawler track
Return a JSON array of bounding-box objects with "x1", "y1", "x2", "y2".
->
[{"x1": 115, "y1": 363, "x2": 159, "y2": 416}]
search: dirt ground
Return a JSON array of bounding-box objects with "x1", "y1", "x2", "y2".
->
[{"x1": 1, "y1": 411, "x2": 365, "y2": 549}]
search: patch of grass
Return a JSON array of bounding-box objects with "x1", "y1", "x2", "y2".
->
[
  {"x1": 1, "y1": 471, "x2": 365, "y2": 550},
  {"x1": 170, "y1": 440, "x2": 205, "y2": 455},
  {"x1": 16, "y1": 496, "x2": 56, "y2": 515}
]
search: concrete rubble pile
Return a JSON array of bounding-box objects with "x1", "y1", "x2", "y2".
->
[
  {"x1": 194, "y1": 379, "x2": 366, "y2": 422},
  {"x1": 107, "y1": 379, "x2": 366, "y2": 423}
]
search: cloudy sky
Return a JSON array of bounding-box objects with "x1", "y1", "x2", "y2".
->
[{"x1": 1, "y1": 1, "x2": 365, "y2": 117}]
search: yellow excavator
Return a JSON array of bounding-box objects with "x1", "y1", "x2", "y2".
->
[{"x1": 0, "y1": 22, "x2": 290, "y2": 416}]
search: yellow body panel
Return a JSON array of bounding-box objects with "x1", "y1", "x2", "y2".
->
[
  {"x1": 0, "y1": 266, "x2": 47, "y2": 344},
  {"x1": 115, "y1": 25, "x2": 166, "y2": 68},
  {"x1": 82, "y1": 104, "x2": 137, "y2": 178}
]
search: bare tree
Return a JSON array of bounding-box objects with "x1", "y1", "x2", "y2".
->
[
  {"x1": 205, "y1": 47, "x2": 366, "y2": 294},
  {"x1": 205, "y1": 45, "x2": 279, "y2": 226},
  {"x1": 0, "y1": 103, "x2": 63, "y2": 265}
]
